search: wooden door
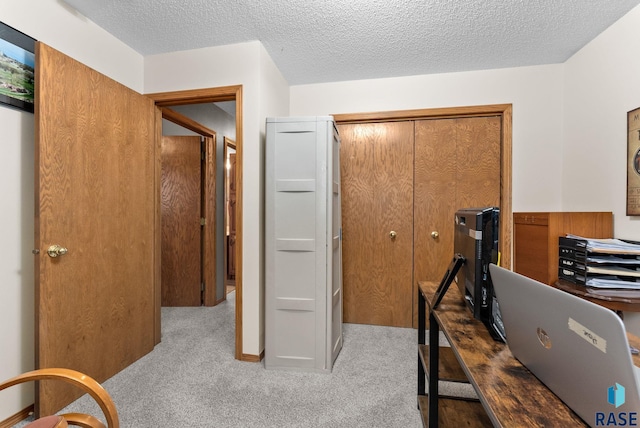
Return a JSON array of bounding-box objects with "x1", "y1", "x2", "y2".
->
[
  {"x1": 338, "y1": 122, "x2": 415, "y2": 327},
  {"x1": 339, "y1": 116, "x2": 501, "y2": 328},
  {"x1": 35, "y1": 43, "x2": 156, "y2": 415},
  {"x1": 413, "y1": 116, "x2": 501, "y2": 324},
  {"x1": 226, "y1": 152, "x2": 237, "y2": 282},
  {"x1": 161, "y1": 136, "x2": 203, "y2": 306}
]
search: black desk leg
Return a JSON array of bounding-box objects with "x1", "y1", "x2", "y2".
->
[
  {"x1": 418, "y1": 290, "x2": 426, "y2": 402},
  {"x1": 428, "y1": 309, "x2": 439, "y2": 426}
]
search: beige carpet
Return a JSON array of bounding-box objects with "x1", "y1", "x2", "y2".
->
[{"x1": 17, "y1": 292, "x2": 428, "y2": 427}]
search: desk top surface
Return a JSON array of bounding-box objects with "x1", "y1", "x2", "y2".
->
[
  {"x1": 420, "y1": 280, "x2": 640, "y2": 427},
  {"x1": 555, "y1": 279, "x2": 640, "y2": 312}
]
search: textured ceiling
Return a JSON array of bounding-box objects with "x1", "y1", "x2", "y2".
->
[{"x1": 61, "y1": 0, "x2": 640, "y2": 85}]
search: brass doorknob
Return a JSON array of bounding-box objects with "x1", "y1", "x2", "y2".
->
[
  {"x1": 389, "y1": 231, "x2": 397, "y2": 240},
  {"x1": 431, "y1": 231, "x2": 439, "y2": 239},
  {"x1": 47, "y1": 245, "x2": 68, "y2": 258}
]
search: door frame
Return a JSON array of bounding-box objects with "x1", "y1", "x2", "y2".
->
[
  {"x1": 333, "y1": 103, "x2": 513, "y2": 270},
  {"x1": 147, "y1": 85, "x2": 246, "y2": 360}
]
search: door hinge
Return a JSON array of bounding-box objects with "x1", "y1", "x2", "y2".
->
[
  {"x1": 201, "y1": 138, "x2": 206, "y2": 160},
  {"x1": 201, "y1": 282, "x2": 205, "y2": 292},
  {"x1": 200, "y1": 217, "x2": 206, "y2": 226}
]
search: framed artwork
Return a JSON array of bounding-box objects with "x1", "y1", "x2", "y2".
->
[
  {"x1": 628, "y1": 107, "x2": 640, "y2": 215},
  {"x1": 0, "y1": 21, "x2": 35, "y2": 113}
]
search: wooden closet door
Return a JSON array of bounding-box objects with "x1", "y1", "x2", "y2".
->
[
  {"x1": 339, "y1": 122, "x2": 414, "y2": 327},
  {"x1": 413, "y1": 116, "x2": 501, "y2": 325},
  {"x1": 339, "y1": 115, "x2": 501, "y2": 328}
]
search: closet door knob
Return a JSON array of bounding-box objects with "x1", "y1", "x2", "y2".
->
[
  {"x1": 431, "y1": 231, "x2": 439, "y2": 239},
  {"x1": 389, "y1": 231, "x2": 397, "y2": 240}
]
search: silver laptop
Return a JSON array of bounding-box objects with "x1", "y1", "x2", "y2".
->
[{"x1": 489, "y1": 264, "x2": 640, "y2": 427}]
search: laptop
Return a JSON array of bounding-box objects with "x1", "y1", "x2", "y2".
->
[{"x1": 489, "y1": 264, "x2": 640, "y2": 427}]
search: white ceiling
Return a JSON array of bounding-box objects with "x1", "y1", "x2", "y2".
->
[{"x1": 61, "y1": 0, "x2": 640, "y2": 85}]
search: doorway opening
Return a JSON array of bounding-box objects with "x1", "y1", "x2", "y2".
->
[
  {"x1": 147, "y1": 85, "x2": 246, "y2": 361},
  {"x1": 160, "y1": 108, "x2": 217, "y2": 307},
  {"x1": 224, "y1": 136, "x2": 237, "y2": 296}
]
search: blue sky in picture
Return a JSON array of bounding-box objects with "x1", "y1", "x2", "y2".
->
[{"x1": 0, "y1": 38, "x2": 35, "y2": 69}]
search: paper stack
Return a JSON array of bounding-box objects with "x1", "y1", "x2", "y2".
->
[{"x1": 558, "y1": 235, "x2": 640, "y2": 297}]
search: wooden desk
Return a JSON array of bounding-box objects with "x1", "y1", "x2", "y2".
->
[
  {"x1": 554, "y1": 279, "x2": 640, "y2": 314},
  {"x1": 417, "y1": 281, "x2": 640, "y2": 427},
  {"x1": 513, "y1": 212, "x2": 613, "y2": 285}
]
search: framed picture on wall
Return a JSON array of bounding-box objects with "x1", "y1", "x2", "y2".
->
[
  {"x1": 0, "y1": 21, "x2": 35, "y2": 113},
  {"x1": 628, "y1": 106, "x2": 640, "y2": 215}
]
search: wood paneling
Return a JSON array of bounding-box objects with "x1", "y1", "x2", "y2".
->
[
  {"x1": 339, "y1": 122, "x2": 415, "y2": 327},
  {"x1": 35, "y1": 43, "x2": 156, "y2": 415}
]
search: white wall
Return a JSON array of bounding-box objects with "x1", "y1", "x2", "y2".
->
[
  {"x1": 257, "y1": 44, "x2": 291, "y2": 347},
  {"x1": 563, "y1": 4, "x2": 640, "y2": 334},
  {"x1": 563, "y1": 5, "x2": 640, "y2": 239},
  {"x1": 3, "y1": 1, "x2": 144, "y2": 92},
  {"x1": 144, "y1": 40, "x2": 290, "y2": 356},
  {"x1": 290, "y1": 64, "x2": 566, "y2": 213},
  {"x1": 0, "y1": 105, "x2": 35, "y2": 420},
  {"x1": 0, "y1": 0, "x2": 145, "y2": 420}
]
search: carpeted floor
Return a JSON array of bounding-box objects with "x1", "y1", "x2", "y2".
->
[{"x1": 17, "y1": 291, "x2": 454, "y2": 427}]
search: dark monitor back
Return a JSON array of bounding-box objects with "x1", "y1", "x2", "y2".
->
[{"x1": 454, "y1": 207, "x2": 499, "y2": 320}]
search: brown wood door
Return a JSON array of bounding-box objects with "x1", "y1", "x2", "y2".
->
[
  {"x1": 226, "y1": 152, "x2": 236, "y2": 282},
  {"x1": 35, "y1": 43, "x2": 156, "y2": 415},
  {"x1": 338, "y1": 122, "x2": 415, "y2": 327},
  {"x1": 413, "y1": 116, "x2": 501, "y2": 324},
  {"x1": 339, "y1": 116, "x2": 501, "y2": 328},
  {"x1": 161, "y1": 136, "x2": 203, "y2": 306}
]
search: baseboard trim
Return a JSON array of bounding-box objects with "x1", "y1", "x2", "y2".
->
[
  {"x1": 240, "y1": 350, "x2": 264, "y2": 363},
  {"x1": 0, "y1": 404, "x2": 33, "y2": 428}
]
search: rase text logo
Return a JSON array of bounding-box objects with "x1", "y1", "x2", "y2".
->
[{"x1": 595, "y1": 383, "x2": 637, "y2": 426}]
